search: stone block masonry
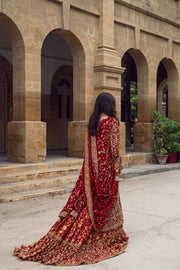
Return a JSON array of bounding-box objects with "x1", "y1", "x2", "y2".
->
[{"x1": 8, "y1": 121, "x2": 46, "y2": 163}]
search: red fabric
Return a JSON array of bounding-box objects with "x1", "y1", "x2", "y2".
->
[
  {"x1": 14, "y1": 117, "x2": 128, "y2": 265},
  {"x1": 87, "y1": 117, "x2": 120, "y2": 230}
]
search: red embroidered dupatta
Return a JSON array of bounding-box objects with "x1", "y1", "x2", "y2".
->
[
  {"x1": 59, "y1": 117, "x2": 124, "y2": 232},
  {"x1": 84, "y1": 117, "x2": 122, "y2": 231},
  {"x1": 14, "y1": 117, "x2": 128, "y2": 265}
]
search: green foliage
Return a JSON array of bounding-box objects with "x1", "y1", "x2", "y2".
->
[
  {"x1": 151, "y1": 111, "x2": 168, "y2": 155},
  {"x1": 152, "y1": 111, "x2": 180, "y2": 154},
  {"x1": 158, "y1": 148, "x2": 168, "y2": 155},
  {"x1": 175, "y1": 131, "x2": 180, "y2": 143},
  {"x1": 130, "y1": 81, "x2": 137, "y2": 120},
  {"x1": 165, "y1": 141, "x2": 180, "y2": 153},
  {"x1": 8, "y1": 102, "x2": 13, "y2": 114}
]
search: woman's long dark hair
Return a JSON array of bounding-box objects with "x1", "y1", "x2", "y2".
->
[{"x1": 88, "y1": 92, "x2": 119, "y2": 136}]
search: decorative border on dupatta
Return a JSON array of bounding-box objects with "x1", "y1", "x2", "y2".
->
[
  {"x1": 84, "y1": 127, "x2": 124, "y2": 233},
  {"x1": 59, "y1": 210, "x2": 78, "y2": 219},
  {"x1": 91, "y1": 135, "x2": 99, "y2": 177},
  {"x1": 49, "y1": 226, "x2": 125, "y2": 247},
  {"x1": 84, "y1": 129, "x2": 100, "y2": 232}
]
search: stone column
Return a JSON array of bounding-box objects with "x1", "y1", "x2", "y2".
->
[
  {"x1": 8, "y1": 45, "x2": 46, "y2": 163},
  {"x1": 133, "y1": 65, "x2": 156, "y2": 152},
  {"x1": 68, "y1": 120, "x2": 87, "y2": 157},
  {"x1": 93, "y1": 0, "x2": 126, "y2": 155}
]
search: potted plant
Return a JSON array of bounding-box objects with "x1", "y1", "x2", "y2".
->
[
  {"x1": 152, "y1": 111, "x2": 180, "y2": 164},
  {"x1": 165, "y1": 128, "x2": 180, "y2": 163},
  {"x1": 152, "y1": 112, "x2": 169, "y2": 165},
  {"x1": 155, "y1": 148, "x2": 169, "y2": 165},
  {"x1": 166, "y1": 141, "x2": 179, "y2": 163}
]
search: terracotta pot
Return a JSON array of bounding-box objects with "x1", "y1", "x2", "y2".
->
[
  {"x1": 167, "y1": 153, "x2": 177, "y2": 163},
  {"x1": 176, "y1": 152, "x2": 180, "y2": 162},
  {"x1": 156, "y1": 154, "x2": 168, "y2": 165}
]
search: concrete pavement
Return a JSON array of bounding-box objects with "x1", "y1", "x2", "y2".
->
[{"x1": 0, "y1": 167, "x2": 180, "y2": 270}]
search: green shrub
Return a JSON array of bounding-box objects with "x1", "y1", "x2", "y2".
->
[{"x1": 152, "y1": 111, "x2": 180, "y2": 154}]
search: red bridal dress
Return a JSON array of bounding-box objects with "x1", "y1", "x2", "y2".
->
[{"x1": 14, "y1": 117, "x2": 128, "y2": 265}]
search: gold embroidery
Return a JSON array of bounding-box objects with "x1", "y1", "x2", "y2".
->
[
  {"x1": 14, "y1": 118, "x2": 128, "y2": 266},
  {"x1": 70, "y1": 210, "x2": 78, "y2": 218},
  {"x1": 91, "y1": 135, "x2": 99, "y2": 177},
  {"x1": 59, "y1": 211, "x2": 68, "y2": 218},
  {"x1": 84, "y1": 128, "x2": 98, "y2": 231}
]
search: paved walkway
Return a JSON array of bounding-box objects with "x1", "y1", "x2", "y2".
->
[{"x1": 0, "y1": 165, "x2": 180, "y2": 270}]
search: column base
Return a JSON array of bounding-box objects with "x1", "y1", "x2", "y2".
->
[
  {"x1": 134, "y1": 122, "x2": 153, "y2": 152},
  {"x1": 68, "y1": 120, "x2": 126, "y2": 157},
  {"x1": 68, "y1": 121, "x2": 87, "y2": 157},
  {"x1": 7, "y1": 121, "x2": 46, "y2": 163}
]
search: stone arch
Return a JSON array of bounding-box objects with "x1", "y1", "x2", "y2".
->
[
  {"x1": 53, "y1": 29, "x2": 86, "y2": 121},
  {"x1": 127, "y1": 48, "x2": 149, "y2": 122},
  {"x1": 41, "y1": 29, "x2": 85, "y2": 121},
  {"x1": 159, "y1": 58, "x2": 179, "y2": 121},
  {"x1": 121, "y1": 51, "x2": 137, "y2": 148},
  {"x1": 41, "y1": 29, "x2": 85, "y2": 155},
  {"x1": 122, "y1": 49, "x2": 154, "y2": 152},
  {"x1": 0, "y1": 13, "x2": 25, "y2": 121}
]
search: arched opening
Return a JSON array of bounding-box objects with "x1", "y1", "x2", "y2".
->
[
  {"x1": 121, "y1": 51, "x2": 137, "y2": 150},
  {"x1": 157, "y1": 62, "x2": 168, "y2": 117},
  {"x1": 41, "y1": 30, "x2": 85, "y2": 156},
  {"x1": 0, "y1": 23, "x2": 13, "y2": 155},
  {"x1": 157, "y1": 77, "x2": 168, "y2": 117},
  {"x1": 157, "y1": 58, "x2": 178, "y2": 121},
  {"x1": 121, "y1": 49, "x2": 149, "y2": 152},
  {"x1": 0, "y1": 57, "x2": 12, "y2": 153},
  {"x1": 49, "y1": 66, "x2": 73, "y2": 151},
  {"x1": 0, "y1": 13, "x2": 25, "y2": 163}
]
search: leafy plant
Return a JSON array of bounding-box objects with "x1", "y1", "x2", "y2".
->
[
  {"x1": 130, "y1": 81, "x2": 137, "y2": 120},
  {"x1": 165, "y1": 141, "x2": 180, "y2": 153},
  {"x1": 152, "y1": 111, "x2": 180, "y2": 155},
  {"x1": 151, "y1": 111, "x2": 169, "y2": 155},
  {"x1": 158, "y1": 148, "x2": 168, "y2": 155}
]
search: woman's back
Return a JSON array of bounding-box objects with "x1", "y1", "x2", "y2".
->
[{"x1": 96, "y1": 117, "x2": 119, "y2": 183}]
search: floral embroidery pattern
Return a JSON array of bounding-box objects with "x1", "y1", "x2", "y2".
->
[{"x1": 14, "y1": 117, "x2": 128, "y2": 265}]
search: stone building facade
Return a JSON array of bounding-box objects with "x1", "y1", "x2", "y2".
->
[{"x1": 0, "y1": 0, "x2": 180, "y2": 163}]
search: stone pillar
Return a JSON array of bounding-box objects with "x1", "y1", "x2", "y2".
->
[
  {"x1": 93, "y1": 47, "x2": 126, "y2": 155},
  {"x1": 132, "y1": 52, "x2": 156, "y2": 152},
  {"x1": 68, "y1": 121, "x2": 87, "y2": 157},
  {"x1": 134, "y1": 123, "x2": 153, "y2": 152},
  {"x1": 67, "y1": 0, "x2": 125, "y2": 157},
  {"x1": 68, "y1": 120, "x2": 126, "y2": 157},
  {"x1": 99, "y1": 0, "x2": 114, "y2": 48},
  {"x1": 8, "y1": 121, "x2": 46, "y2": 163},
  {"x1": 8, "y1": 45, "x2": 46, "y2": 163},
  {"x1": 93, "y1": 0, "x2": 125, "y2": 155}
]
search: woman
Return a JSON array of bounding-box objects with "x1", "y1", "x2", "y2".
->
[{"x1": 14, "y1": 92, "x2": 128, "y2": 265}]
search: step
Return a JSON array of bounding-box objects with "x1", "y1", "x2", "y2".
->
[
  {"x1": 0, "y1": 186, "x2": 74, "y2": 203},
  {"x1": 0, "y1": 174, "x2": 78, "y2": 195},
  {"x1": 0, "y1": 165, "x2": 81, "y2": 184},
  {"x1": 0, "y1": 158, "x2": 83, "y2": 174}
]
